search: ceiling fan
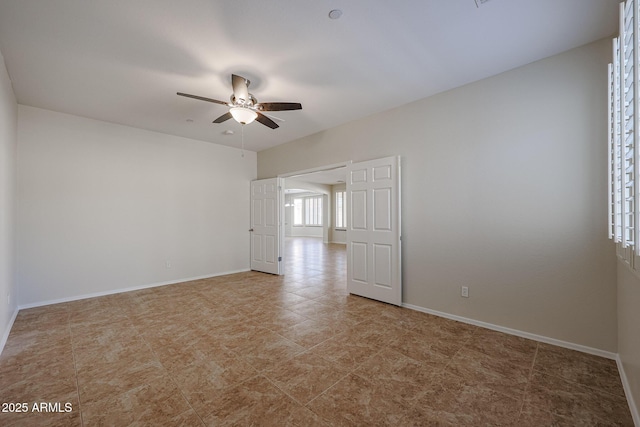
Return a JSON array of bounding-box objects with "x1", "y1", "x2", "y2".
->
[{"x1": 177, "y1": 74, "x2": 302, "y2": 129}]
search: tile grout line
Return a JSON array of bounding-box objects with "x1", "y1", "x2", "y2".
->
[
  {"x1": 261, "y1": 374, "x2": 310, "y2": 409},
  {"x1": 534, "y1": 344, "x2": 629, "y2": 400},
  {"x1": 129, "y1": 310, "x2": 208, "y2": 426},
  {"x1": 302, "y1": 345, "x2": 385, "y2": 411},
  {"x1": 516, "y1": 341, "x2": 540, "y2": 423},
  {"x1": 535, "y1": 368, "x2": 631, "y2": 400},
  {"x1": 439, "y1": 329, "x2": 536, "y2": 424},
  {"x1": 522, "y1": 345, "x2": 629, "y2": 424},
  {"x1": 67, "y1": 311, "x2": 85, "y2": 427},
  {"x1": 301, "y1": 368, "x2": 354, "y2": 423}
]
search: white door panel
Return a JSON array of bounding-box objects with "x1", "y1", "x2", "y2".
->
[
  {"x1": 351, "y1": 190, "x2": 367, "y2": 229},
  {"x1": 351, "y1": 242, "x2": 368, "y2": 282},
  {"x1": 347, "y1": 156, "x2": 401, "y2": 305},
  {"x1": 250, "y1": 178, "x2": 283, "y2": 275},
  {"x1": 374, "y1": 188, "x2": 392, "y2": 231}
]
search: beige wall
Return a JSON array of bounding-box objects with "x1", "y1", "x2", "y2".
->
[
  {"x1": 617, "y1": 259, "x2": 640, "y2": 418},
  {"x1": 258, "y1": 39, "x2": 618, "y2": 352},
  {"x1": 17, "y1": 105, "x2": 256, "y2": 306},
  {"x1": 0, "y1": 50, "x2": 17, "y2": 348}
]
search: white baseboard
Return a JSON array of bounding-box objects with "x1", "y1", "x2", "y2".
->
[
  {"x1": 402, "y1": 303, "x2": 617, "y2": 360},
  {"x1": 617, "y1": 355, "x2": 640, "y2": 427},
  {"x1": 18, "y1": 269, "x2": 250, "y2": 310},
  {"x1": 0, "y1": 307, "x2": 19, "y2": 357}
]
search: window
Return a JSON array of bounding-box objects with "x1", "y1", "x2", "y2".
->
[
  {"x1": 292, "y1": 195, "x2": 323, "y2": 226},
  {"x1": 335, "y1": 191, "x2": 346, "y2": 229},
  {"x1": 305, "y1": 196, "x2": 322, "y2": 226},
  {"x1": 609, "y1": 0, "x2": 639, "y2": 265}
]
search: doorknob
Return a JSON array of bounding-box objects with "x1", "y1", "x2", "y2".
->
[{"x1": 249, "y1": 228, "x2": 254, "y2": 232}]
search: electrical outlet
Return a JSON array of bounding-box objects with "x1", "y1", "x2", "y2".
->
[
  {"x1": 461, "y1": 286, "x2": 469, "y2": 298},
  {"x1": 165, "y1": 261, "x2": 171, "y2": 269}
]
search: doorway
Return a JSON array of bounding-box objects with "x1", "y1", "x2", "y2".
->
[
  {"x1": 252, "y1": 156, "x2": 402, "y2": 305},
  {"x1": 280, "y1": 163, "x2": 349, "y2": 282}
]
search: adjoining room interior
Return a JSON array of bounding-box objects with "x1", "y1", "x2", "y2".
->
[
  {"x1": 284, "y1": 166, "x2": 347, "y2": 239},
  {"x1": 0, "y1": 1, "x2": 639, "y2": 425},
  {"x1": 279, "y1": 166, "x2": 350, "y2": 303}
]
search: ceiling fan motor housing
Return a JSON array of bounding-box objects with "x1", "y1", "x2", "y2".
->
[{"x1": 231, "y1": 93, "x2": 257, "y2": 107}]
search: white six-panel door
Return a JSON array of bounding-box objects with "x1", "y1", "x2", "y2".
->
[
  {"x1": 250, "y1": 178, "x2": 283, "y2": 275},
  {"x1": 347, "y1": 156, "x2": 401, "y2": 305}
]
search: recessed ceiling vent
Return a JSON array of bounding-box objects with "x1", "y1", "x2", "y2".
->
[{"x1": 474, "y1": 0, "x2": 491, "y2": 7}]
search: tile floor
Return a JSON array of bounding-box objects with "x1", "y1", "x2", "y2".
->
[{"x1": 0, "y1": 237, "x2": 634, "y2": 426}]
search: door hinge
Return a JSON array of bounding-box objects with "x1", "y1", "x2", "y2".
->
[{"x1": 278, "y1": 256, "x2": 282, "y2": 262}]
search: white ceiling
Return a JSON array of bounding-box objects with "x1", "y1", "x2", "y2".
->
[{"x1": 0, "y1": 0, "x2": 619, "y2": 152}]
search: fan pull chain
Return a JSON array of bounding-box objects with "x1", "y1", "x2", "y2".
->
[{"x1": 241, "y1": 124, "x2": 245, "y2": 158}]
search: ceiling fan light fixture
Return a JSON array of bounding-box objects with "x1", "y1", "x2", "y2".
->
[{"x1": 230, "y1": 107, "x2": 258, "y2": 125}]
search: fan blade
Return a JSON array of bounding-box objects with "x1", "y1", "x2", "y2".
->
[
  {"x1": 231, "y1": 74, "x2": 250, "y2": 103},
  {"x1": 255, "y1": 112, "x2": 279, "y2": 129},
  {"x1": 257, "y1": 102, "x2": 302, "y2": 111},
  {"x1": 213, "y1": 112, "x2": 233, "y2": 123},
  {"x1": 177, "y1": 92, "x2": 228, "y2": 105}
]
